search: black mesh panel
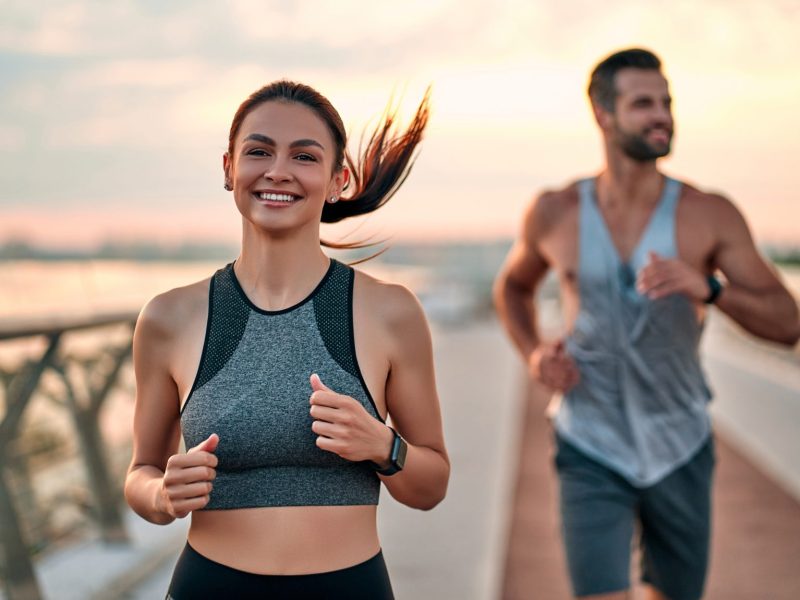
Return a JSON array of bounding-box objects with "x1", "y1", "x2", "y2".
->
[
  {"x1": 194, "y1": 265, "x2": 250, "y2": 391},
  {"x1": 313, "y1": 261, "x2": 358, "y2": 379}
]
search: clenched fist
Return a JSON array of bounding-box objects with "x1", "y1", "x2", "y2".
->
[
  {"x1": 528, "y1": 340, "x2": 580, "y2": 392},
  {"x1": 158, "y1": 433, "x2": 219, "y2": 518}
]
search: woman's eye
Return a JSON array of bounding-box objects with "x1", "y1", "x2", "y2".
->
[
  {"x1": 247, "y1": 149, "x2": 270, "y2": 157},
  {"x1": 295, "y1": 153, "x2": 317, "y2": 162}
]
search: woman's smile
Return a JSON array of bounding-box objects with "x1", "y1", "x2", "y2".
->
[{"x1": 252, "y1": 189, "x2": 304, "y2": 207}]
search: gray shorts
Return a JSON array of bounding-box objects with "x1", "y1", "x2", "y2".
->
[{"x1": 554, "y1": 434, "x2": 714, "y2": 600}]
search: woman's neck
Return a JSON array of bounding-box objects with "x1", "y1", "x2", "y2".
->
[{"x1": 234, "y1": 223, "x2": 330, "y2": 311}]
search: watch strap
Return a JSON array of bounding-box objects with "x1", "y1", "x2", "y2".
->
[
  {"x1": 371, "y1": 426, "x2": 407, "y2": 476},
  {"x1": 704, "y1": 275, "x2": 723, "y2": 304}
]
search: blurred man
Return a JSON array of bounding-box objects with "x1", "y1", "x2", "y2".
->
[{"x1": 494, "y1": 48, "x2": 800, "y2": 600}]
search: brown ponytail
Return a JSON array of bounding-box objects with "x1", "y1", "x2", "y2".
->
[{"x1": 321, "y1": 89, "x2": 430, "y2": 224}]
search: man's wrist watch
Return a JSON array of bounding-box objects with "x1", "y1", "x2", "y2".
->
[
  {"x1": 704, "y1": 275, "x2": 723, "y2": 304},
  {"x1": 371, "y1": 426, "x2": 407, "y2": 476}
]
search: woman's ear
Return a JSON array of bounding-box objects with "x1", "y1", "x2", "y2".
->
[
  {"x1": 338, "y1": 166, "x2": 351, "y2": 194},
  {"x1": 223, "y1": 153, "x2": 233, "y2": 190}
]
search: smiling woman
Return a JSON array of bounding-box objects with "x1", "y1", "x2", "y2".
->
[
  {"x1": 124, "y1": 81, "x2": 448, "y2": 599},
  {"x1": 225, "y1": 80, "x2": 430, "y2": 229}
]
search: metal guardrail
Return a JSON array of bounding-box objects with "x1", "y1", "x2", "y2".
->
[{"x1": 0, "y1": 312, "x2": 138, "y2": 600}]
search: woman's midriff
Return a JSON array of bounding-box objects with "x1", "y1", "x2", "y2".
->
[{"x1": 187, "y1": 504, "x2": 380, "y2": 575}]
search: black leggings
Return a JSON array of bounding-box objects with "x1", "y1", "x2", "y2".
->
[{"x1": 167, "y1": 543, "x2": 394, "y2": 600}]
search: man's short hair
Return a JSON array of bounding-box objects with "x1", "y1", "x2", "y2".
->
[{"x1": 588, "y1": 48, "x2": 662, "y2": 112}]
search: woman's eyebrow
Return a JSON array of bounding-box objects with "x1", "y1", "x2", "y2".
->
[
  {"x1": 243, "y1": 133, "x2": 324, "y2": 150},
  {"x1": 290, "y1": 138, "x2": 325, "y2": 150},
  {"x1": 243, "y1": 133, "x2": 275, "y2": 145}
]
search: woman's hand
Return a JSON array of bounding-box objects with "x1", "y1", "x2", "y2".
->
[
  {"x1": 158, "y1": 434, "x2": 219, "y2": 519},
  {"x1": 309, "y1": 374, "x2": 393, "y2": 465}
]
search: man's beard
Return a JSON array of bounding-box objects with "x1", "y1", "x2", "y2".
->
[{"x1": 615, "y1": 125, "x2": 672, "y2": 162}]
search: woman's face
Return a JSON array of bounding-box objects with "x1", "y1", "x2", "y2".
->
[{"x1": 224, "y1": 100, "x2": 344, "y2": 235}]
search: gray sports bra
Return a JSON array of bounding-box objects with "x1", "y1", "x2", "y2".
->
[{"x1": 181, "y1": 259, "x2": 383, "y2": 509}]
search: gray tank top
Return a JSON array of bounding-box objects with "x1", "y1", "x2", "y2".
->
[
  {"x1": 555, "y1": 176, "x2": 712, "y2": 487},
  {"x1": 181, "y1": 259, "x2": 382, "y2": 509}
]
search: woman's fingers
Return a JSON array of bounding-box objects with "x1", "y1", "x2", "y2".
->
[
  {"x1": 311, "y1": 420, "x2": 347, "y2": 439},
  {"x1": 168, "y1": 481, "x2": 214, "y2": 501},
  {"x1": 167, "y1": 449, "x2": 218, "y2": 470},
  {"x1": 164, "y1": 465, "x2": 216, "y2": 486},
  {"x1": 161, "y1": 438, "x2": 219, "y2": 518},
  {"x1": 309, "y1": 404, "x2": 339, "y2": 422},
  {"x1": 171, "y1": 495, "x2": 211, "y2": 518},
  {"x1": 315, "y1": 436, "x2": 344, "y2": 454},
  {"x1": 310, "y1": 390, "x2": 352, "y2": 409},
  {"x1": 188, "y1": 433, "x2": 219, "y2": 454}
]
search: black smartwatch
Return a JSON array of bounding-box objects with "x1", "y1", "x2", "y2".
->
[
  {"x1": 704, "y1": 275, "x2": 723, "y2": 304},
  {"x1": 371, "y1": 427, "x2": 407, "y2": 476}
]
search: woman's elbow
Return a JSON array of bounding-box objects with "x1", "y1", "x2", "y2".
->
[
  {"x1": 416, "y1": 467, "x2": 450, "y2": 510},
  {"x1": 401, "y1": 485, "x2": 448, "y2": 511},
  {"x1": 417, "y1": 476, "x2": 450, "y2": 510},
  {"x1": 389, "y1": 465, "x2": 450, "y2": 511},
  {"x1": 420, "y1": 486, "x2": 448, "y2": 511}
]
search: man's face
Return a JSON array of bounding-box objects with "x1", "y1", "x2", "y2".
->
[{"x1": 604, "y1": 68, "x2": 674, "y2": 161}]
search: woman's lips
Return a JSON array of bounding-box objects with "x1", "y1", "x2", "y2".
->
[{"x1": 255, "y1": 191, "x2": 299, "y2": 203}]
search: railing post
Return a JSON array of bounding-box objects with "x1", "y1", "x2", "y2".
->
[
  {"x1": 6, "y1": 449, "x2": 47, "y2": 551},
  {"x1": 0, "y1": 465, "x2": 43, "y2": 600},
  {"x1": 58, "y1": 339, "x2": 133, "y2": 544},
  {"x1": 0, "y1": 335, "x2": 60, "y2": 600},
  {"x1": 72, "y1": 409, "x2": 129, "y2": 544}
]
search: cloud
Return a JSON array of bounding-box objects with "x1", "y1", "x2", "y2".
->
[
  {"x1": 1, "y1": 0, "x2": 799, "y2": 245},
  {"x1": 0, "y1": 125, "x2": 26, "y2": 151},
  {"x1": 67, "y1": 58, "x2": 213, "y2": 88}
]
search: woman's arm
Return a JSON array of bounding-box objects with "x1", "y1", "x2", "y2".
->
[
  {"x1": 378, "y1": 285, "x2": 450, "y2": 510},
  {"x1": 308, "y1": 282, "x2": 450, "y2": 510},
  {"x1": 124, "y1": 289, "x2": 218, "y2": 524}
]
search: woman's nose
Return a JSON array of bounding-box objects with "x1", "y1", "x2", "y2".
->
[{"x1": 263, "y1": 157, "x2": 293, "y2": 182}]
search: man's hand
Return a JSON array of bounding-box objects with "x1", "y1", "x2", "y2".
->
[
  {"x1": 637, "y1": 251, "x2": 710, "y2": 302},
  {"x1": 528, "y1": 340, "x2": 580, "y2": 392}
]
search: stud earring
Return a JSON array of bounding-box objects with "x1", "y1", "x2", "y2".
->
[
  {"x1": 224, "y1": 181, "x2": 233, "y2": 191},
  {"x1": 327, "y1": 195, "x2": 339, "y2": 204}
]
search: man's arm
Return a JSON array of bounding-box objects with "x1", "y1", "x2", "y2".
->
[
  {"x1": 493, "y1": 199, "x2": 550, "y2": 360},
  {"x1": 638, "y1": 194, "x2": 800, "y2": 346},
  {"x1": 711, "y1": 196, "x2": 800, "y2": 345},
  {"x1": 494, "y1": 193, "x2": 580, "y2": 391}
]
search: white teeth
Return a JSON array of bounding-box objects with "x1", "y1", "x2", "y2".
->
[{"x1": 257, "y1": 192, "x2": 296, "y2": 202}]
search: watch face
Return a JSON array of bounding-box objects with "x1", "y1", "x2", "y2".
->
[{"x1": 394, "y1": 436, "x2": 408, "y2": 470}]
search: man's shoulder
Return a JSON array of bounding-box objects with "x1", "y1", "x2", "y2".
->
[
  {"x1": 527, "y1": 180, "x2": 582, "y2": 221},
  {"x1": 677, "y1": 179, "x2": 741, "y2": 220},
  {"x1": 536, "y1": 179, "x2": 582, "y2": 205},
  {"x1": 519, "y1": 179, "x2": 586, "y2": 242}
]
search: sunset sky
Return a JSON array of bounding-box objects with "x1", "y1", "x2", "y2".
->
[{"x1": 2, "y1": 0, "x2": 799, "y2": 248}]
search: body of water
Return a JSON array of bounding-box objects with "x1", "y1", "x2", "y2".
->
[{"x1": 1, "y1": 258, "x2": 796, "y2": 321}]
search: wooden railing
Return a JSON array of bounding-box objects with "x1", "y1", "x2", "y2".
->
[{"x1": 0, "y1": 312, "x2": 138, "y2": 600}]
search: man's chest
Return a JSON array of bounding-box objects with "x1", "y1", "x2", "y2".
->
[{"x1": 538, "y1": 204, "x2": 716, "y2": 276}]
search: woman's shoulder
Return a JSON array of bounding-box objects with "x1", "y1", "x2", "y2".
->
[
  {"x1": 352, "y1": 268, "x2": 426, "y2": 331},
  {"x1": 136, "y1": 276, "x2": 212, "y2": 343}
]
